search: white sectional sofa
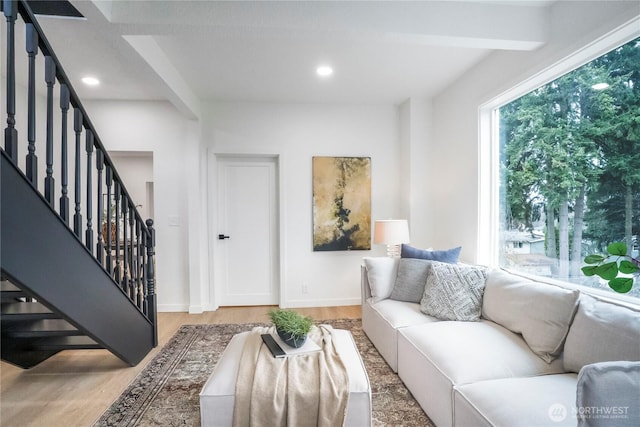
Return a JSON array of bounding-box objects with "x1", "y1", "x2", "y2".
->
[{"x1": 361, "y1": 255, "x2": 640, "y2": 427}]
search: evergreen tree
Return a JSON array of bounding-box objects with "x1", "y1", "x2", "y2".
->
[{"x1": 501, "y1": 37, "x2": 639, "y2": 283}]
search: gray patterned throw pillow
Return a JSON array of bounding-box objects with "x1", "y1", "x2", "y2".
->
[{"x1": 420, "y1": 262, "x2": 487, "y2": 321}]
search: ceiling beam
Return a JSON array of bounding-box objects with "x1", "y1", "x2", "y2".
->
[
  {"x1": 122, "y1": 35, "x2": 201, "y2": 120},
  {"x1": 100, "y1": 0, "x2": 549, "y2": 51}
]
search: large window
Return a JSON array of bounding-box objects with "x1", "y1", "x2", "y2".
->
[{"x1": 497, "y1": 37, "x2": 640, "y2": 298}]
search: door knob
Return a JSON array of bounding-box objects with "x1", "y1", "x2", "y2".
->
[{"x1": 218, "y1": 234, "x2": 230, "y2": 240}]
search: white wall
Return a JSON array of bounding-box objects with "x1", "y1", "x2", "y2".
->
[
  {"x1": 84, "y1": 100, "x2": 192, "y2": 311},
  {"x1": 203, "y1": 102, "x2": 401, "y2": 307},
  {"x1": 109, "y1": 152, "x2": 153, "y2": 220},
  {"x1": 429, "y1": 1, "x2": 639, "y2": 265},
  {"x1": 399, "y1": 98, "x2": 433, "y2": 248},
  {"x1": 83, "y1": 100, "x2": 404, "y2": 310}
]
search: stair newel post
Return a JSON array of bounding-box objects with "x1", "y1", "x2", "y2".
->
[
  {"x1": 145, "y1": 219, "x2": 157, "y2": 347},
  {"x1": 4, "y1": 0, "x2": 18, "y2": 162},
  {"x1": 85, "y1": 130, "x2": 94, "y2": 253},
  {"x1": 122, "y1": 197, "x2": 129, "y2": 294},
  {"x1": 25, "y1": 23, "x2": 39, "y2": 184},
  {"x1": 44, "y1": 56, "x2": 56, "y2": 206},
  {"x1": 114, "y1": 181, "x2": 121, "y2": 284},
  {"x1": 73, "y1": 109, "x2": 83, "y2": 238},
  {"x1": 96, "y1": 149, "x2": 105, "y2": 263},
  {"x1": 105, "y1": 165, "x2": 113, "y2": 273},
  {"x1": 59, "y1": 84, "x2": 70, "y2": 224},
  {"x1": 129, "y1": 204, "x2": 136, "y2": 300}
]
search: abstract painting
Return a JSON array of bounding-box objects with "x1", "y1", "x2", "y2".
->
[{"x1": 312, "y1": 156, "x2": 371, "y2": 251}]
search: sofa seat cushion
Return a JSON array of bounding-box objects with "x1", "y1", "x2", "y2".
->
[
  {"x1": 369, "y1": 298, "x2": 439, "y2": 328},
  {"x1": 400, "y1": 320, "x2": 565, "y2": 385},
  {"x1": 397, "y1": 321, "x2": 565, "y2": 427},
  {"x1": 454, "y1": 374, "x2": 578, "y2": 427},
  {"x1": 362, "y1": 299, "x2": 437, "y2": 372}
]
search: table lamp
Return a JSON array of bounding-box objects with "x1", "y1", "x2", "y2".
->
[{"x1": 373, "y1": 219, "x2": 410, "y2": 257}]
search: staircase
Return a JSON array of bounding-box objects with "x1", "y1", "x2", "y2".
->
[
  {"x1": 1, "y1": 281, "x2": 102, "y2": 368},
  {"x1": 1, "y1": 0, "x2": 157, "y2": 368}
]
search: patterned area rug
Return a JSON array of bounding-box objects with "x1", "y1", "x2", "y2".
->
[{"x1": 95, "y1": 319, "x2": 433, "y2": 426}]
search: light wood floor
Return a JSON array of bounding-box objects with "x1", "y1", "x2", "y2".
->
[{"x1": 0, "y1": 305, "x2": 361, "y2": 427}]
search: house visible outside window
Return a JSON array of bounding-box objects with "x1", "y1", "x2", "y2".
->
[{"x1": 495, "y1": 36, "x2": 640, "y2": 299}]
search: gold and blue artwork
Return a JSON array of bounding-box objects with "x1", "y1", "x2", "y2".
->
[{"x1": 312, "y1": 156, "x2": 371, "y2": 251}]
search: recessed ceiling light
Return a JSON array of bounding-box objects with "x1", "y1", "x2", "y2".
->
[
  {"x1": 82, "y1": 76, "x2": 100, "y2": 86},
  {"x1": 591, "y1": 82, "x2": 609, "y2": 90},
  {"x1": 316, "y1": 66, "x2": 333, "y2": 77}
]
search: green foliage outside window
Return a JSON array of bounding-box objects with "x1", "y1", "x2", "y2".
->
[{"x1": 499, "y1": 37, "x2": 640, "y2": 296}]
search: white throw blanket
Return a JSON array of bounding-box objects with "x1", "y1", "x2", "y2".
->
[{"x1": 232, "y1": 325, "x2": 350, "y2": 427}]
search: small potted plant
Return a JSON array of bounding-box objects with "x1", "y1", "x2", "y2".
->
[{"x1": 268, "y1": 309, "x2": 313, "y2": 348}]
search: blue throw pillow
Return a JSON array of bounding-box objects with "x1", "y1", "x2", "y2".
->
[{"x1": 401, "y1": 244, "x2": 461, "y2": 264}]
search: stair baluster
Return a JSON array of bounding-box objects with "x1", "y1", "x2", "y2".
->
[
  {"x1": 25, "y1": 23, "x2": 38, "y2": 184},
  {"x1": 122, "y1": 197, "x2": 129, "y2": 294},
  {"x1": 129, "y1": 204, "x2": 136, "y2": 301},
  {"x1": 73, "y1": 109, "x2": 82, "y2": 238},
  {"x1": 59, "y1": 84, "x2": 70, "y2": 223},
  {"x1": 96, "y1": 149, "x2": 105, "y2": 263},
  {"x1": 85, "y1": 130, "x2": 94, "y2": 253},
  {"x1": 44, "y1": 56, "x2": 56, "y2": 206},
  {"x1": 114, "y1": 181, "x2": 121, "y2": 284},
  {"x1": 106, "y1": 165, "x2": 113, "y2": 273},
  {"x1": 3, "y1": 0, "x2": 18, "y2": 162}
]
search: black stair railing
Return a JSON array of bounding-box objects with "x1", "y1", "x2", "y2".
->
[{"x1": 2, "y1": 0, "x2": 157, "y2": 346}]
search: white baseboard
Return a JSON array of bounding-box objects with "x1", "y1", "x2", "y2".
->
[
  {"x1": 282, "y1": 297, "x2": 361, "y2": 308},
  {"x1": 159, "y1": 299, "x2": 359, "y2": 312},
  {"x1": 157, "y1": 303, "x2": 190, "y2": 312}
]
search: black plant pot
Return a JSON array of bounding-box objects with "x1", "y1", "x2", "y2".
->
[{"x1": 277, "y1": 328, "x2": 307, "y2": 348}]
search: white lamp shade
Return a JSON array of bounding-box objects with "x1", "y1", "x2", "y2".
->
[{"x1": 373, "y1": 220, "x2": 410, "y2": 245}]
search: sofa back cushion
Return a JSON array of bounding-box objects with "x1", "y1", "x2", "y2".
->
[
  {"x1": 564, "y1": 294, "x2": 640, "y2": 373},
  {"x1": 363, "y1": 257, "x2": 399, "y2": 302},
  {"x1": 389, "y1": 258, "x2": 431, "y2": 303},
  {"x1": 482, "y1": 269, "x2": 580, "y2": 363},
  {"x1": 420, "y1": 262, "x2": 487, "y2": 321}
]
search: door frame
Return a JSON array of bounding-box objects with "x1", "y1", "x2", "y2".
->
[{"x1": 207, "y1": 150, "x2": 286, "y2": 310}]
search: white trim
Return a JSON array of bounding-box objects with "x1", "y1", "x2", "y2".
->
[
  {"x1": 158, "y1": 304, "x2": 190, "y2": 312},
  {"x1": 283, "y1": 297, "x2": 362, "y2": 309},
  {"x1": 483, "y1": 16, "x2": 640, "y2": 110},
  {"x1": 500, "y1": 268, "x2": 640, "y2": 310}
]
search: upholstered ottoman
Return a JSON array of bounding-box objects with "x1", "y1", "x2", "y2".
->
[{"x1": 200, "y1": 329, "x2": 372, "y2": 426}]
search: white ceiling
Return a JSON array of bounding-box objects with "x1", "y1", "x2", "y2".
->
[{"x1": 29, "y1": 0, "x2": 555, "y2": 117}]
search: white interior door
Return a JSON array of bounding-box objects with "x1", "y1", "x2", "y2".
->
[{"x1": 216, "y1": 156, "x2": 279, "y2": 306}]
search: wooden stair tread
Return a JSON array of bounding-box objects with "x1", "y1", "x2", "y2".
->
[
  {"x1": 1, "y1": 281, "x2": 22, "y2": 292},
  {"x1": 3, "y1": 319, "x2": 82, "y2": 338},
  {"x1": 0, "y1": 302, "x2": 57, "y2": 318},
  {"x1": 31, "y1": 335, "x2": 102, "y2": 350}
]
